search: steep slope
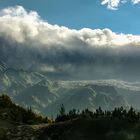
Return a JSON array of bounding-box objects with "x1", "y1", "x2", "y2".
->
[
  {"x1": 0, "y1": 60, "x2": 47, "y2": 96},
  {"x1": 2, "y1": 69, "x2": 46, "y2": 96},
  {"x1": 44, "y1": 87, "x2": 97, "y2": 116},
  {"x1": 44, "y1": 85, "x2": 128, "y2": 117},
  {"x1": 15, "y1": 79, "x2": 58, "y2": 114},
  {"x1": 116, "y1": 88, "x2": 140, "y2": 109},
  {"x1": 0, "y1": 93, "x2": 49, "y2": 140},
  {"x1": 0, "y1": 62, "x2": 58, "y2": 114},
  {"x1": 90, "y1": 84, "x2": 129, "y2": 109}
]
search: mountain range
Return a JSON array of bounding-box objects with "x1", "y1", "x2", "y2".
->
[{"x1": 0, "y1": 61, "x2": 140, "y2": 117}]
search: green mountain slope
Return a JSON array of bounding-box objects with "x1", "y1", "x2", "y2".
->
[{"x1": 0, "y1": 94, "x2": 50, "y2": 140}]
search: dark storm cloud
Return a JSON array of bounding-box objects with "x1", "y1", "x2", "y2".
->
[{"x1": 0, "y1": 6, "x2": 140, "y2": 80}]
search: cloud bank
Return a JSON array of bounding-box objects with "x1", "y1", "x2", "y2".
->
[
  {"x1": 101, "y1": 0, "x2": 140, "y2": 10},
  {"x1": 0, "y1": 6, "x2": 140, "y2": 80}
]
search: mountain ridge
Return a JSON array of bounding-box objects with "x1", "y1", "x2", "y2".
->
[{"x1": 0, "y1": 62, "x2": 140, "y2": 117}]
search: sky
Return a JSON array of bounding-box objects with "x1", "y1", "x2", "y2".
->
[
  {"x1": 0, "y1": 0, "x2": 140, "y2": 34},
  {"x1": 0, "y1": 0, "x2": 140, "y2": 81}
]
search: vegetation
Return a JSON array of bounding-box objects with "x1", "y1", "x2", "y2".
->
[
  {"x1": 1, "y1": 94, "x2": 139, "y2": 125},
  {"x1": 39, "y1": 105, "x2": 140, "y2": 140},
  {"x1": 41, "y1": 116, "x2": 140, "y2": 140},
  {"x1": 0, "y1": 94, "x2": 50, "y2": 125},
  {"x1": 56, "y1": 105, "x2": 140, "y2": 123},
  {"x1": 1, "y1": 95, "x2": 140, "y2": 140}
]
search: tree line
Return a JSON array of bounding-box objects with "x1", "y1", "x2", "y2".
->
[
  {"x1": 1, "y1": 94, "x2": 140, "y2": 124},
  {"x1": 56, "y1": 104, "x2": 140, "y2": 123}
]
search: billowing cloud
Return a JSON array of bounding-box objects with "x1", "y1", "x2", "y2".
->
[
  {"x1": 101, "y1": 0, "x2": 140, "y2": 10},
  {"x1": 0, "y1": 6, "x2": 140, "y2": 80},
  {"x1": 132, "y1": 0, "x2": 140, "y2": 4}
]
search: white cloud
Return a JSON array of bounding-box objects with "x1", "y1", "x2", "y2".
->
[
  {"x1": 101, "y1": 0, "x2": 140, "y2": 10},
  {"x1": 0, "y1": 6, "x2": 140, "y2": 79},
  {"x1": 101, "y1": 0, "x2": 121, "y2": 10},
  {"x1": 132, "y1": 0, "x2": 140, "y2": 4},
  {"x1": 0, "y1": 6, "x2": 140, "y2": 48}
]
